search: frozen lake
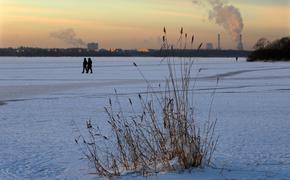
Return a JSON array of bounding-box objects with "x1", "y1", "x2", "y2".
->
[{"x1": 0, "y1": 57, "x2": 290, "y2": 179}]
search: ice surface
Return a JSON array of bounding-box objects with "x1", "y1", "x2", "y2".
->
[{"x1": 0, "y1": 57, "x2": 290, "y2": 179}]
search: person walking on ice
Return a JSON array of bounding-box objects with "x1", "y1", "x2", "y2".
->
[
  {"x1": 82, "y1": 58, "x2": 87, "y2": 73},
  {"x1": 87, "y1": 57, "x2": 93, "y2": 73}
]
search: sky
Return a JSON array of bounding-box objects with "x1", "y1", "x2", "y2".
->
[{"x1": 0, "y1": 0, "x2": 289, "y2": 50}]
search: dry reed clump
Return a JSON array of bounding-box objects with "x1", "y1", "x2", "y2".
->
[{"x1": 75, "y1": 27, "x2": 218, "y2": 177}]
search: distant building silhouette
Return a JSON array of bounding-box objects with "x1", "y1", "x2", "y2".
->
[
  {"x1": 206, "y1": 43, "x2": 214, "y2": 50},
  {"x1": 87, "y1": 43, "x2": 99, "y2": 51}
]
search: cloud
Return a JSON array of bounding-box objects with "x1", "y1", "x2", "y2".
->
[{"x1": 50, "y1": 28, "x2": 86, "y2": 47}]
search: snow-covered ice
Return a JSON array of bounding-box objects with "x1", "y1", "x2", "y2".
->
[{"x1": 0, "y1": 57, "x2": 290, "y2": 179}]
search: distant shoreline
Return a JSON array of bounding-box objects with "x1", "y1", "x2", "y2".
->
[{"x1": 0, "y1": 48, "x2": 251, "y2": 57}]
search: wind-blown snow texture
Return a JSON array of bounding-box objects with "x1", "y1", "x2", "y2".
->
[{"x1": 0, "y1": 57, "x2": 290, "y2": 179}]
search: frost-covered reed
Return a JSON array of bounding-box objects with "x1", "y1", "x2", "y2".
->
[{"x1": 75, "y1": 27, "x2": 218, "y2": 177}]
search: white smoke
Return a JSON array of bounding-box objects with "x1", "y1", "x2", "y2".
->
[
  {"x1": 50, "y1": 28, "x2": 86, "y2": 47},
  {"x1": 193, "y1": 0, "x2": 244, "y2": 47}
]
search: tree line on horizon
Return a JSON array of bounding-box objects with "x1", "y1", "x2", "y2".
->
[
  {"x1": 248, "y1": 36, "x2": 290, "y2": 61},
  {"x1": 0, "y1": 47, "x2": 250, "y2": 58}
]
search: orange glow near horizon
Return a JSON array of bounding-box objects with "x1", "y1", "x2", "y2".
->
[{"x1": 1, "y1": 0, "x2": 289, "y2": 50}]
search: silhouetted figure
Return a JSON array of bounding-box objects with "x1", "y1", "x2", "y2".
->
[
  {"x1": 235, "y1": 57, "x2": 238, "y2": 61},
  {"x1": 87, "y1": 58, "x2": 93, "y2": 73},
  {"x1": 82, "y1": 58, "x2": 87, "y2": 73}
]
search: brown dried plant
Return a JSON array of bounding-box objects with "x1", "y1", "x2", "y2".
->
[{"x1": 75, "y1": 27, "x2": 218, "y2": 178}]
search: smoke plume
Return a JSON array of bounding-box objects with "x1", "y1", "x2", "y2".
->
[
  {"x1": 193, "y1": 0, "x2": 244, "y2": 45},
  {"x1": 50, "y1": 28, "x2": 86, "y2": 47}
]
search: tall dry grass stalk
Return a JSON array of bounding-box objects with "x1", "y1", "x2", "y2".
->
[{"x1": 75, "y1": 27, "x2": 218, "y2": 177}]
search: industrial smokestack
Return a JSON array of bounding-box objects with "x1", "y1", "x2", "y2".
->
[
  {"x1": 237, "y1": 34, "x2": 244, "y2": 50},
  {"x1": 217, "y1": 33, "x2": 221, "y2": 50},
  {"x1": 193, "y1": 0, "x2": 244, "y2": 48}
]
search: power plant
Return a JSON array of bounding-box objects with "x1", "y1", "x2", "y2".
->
[
  {"x1": 237, "y1": 34, "x2": 244, "y2": 50},
  {"x1": 217, "y1": 33, "x2": 221, "y2": 50},
  {"x1": 216, "y1": 33, "x2": 244, "y2": 50}
]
